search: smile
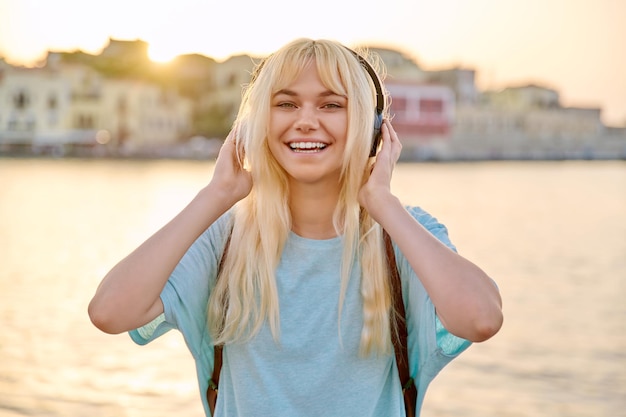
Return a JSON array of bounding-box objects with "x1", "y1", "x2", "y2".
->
[{"x1": 288, "y1": 142, "x2": 328, "y2": 153}]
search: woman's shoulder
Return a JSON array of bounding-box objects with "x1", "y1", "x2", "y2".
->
[
  {"x1": 405, "y1": 205, "x2": 441, "y2": 226},
  {"x1": 404, "y1": 205, "x2": 456, "y2": 251},
  {"x1": 196, "y1": 209, "x2": 235, "y2": 250}
]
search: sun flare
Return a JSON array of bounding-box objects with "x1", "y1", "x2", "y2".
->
[{"x1": 148, "y1": 44, "x2": 180, "y2": 64}]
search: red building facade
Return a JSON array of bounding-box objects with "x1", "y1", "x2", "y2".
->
[{"x1": 386, "y1": 82, "x2": 455, "y2": 145}]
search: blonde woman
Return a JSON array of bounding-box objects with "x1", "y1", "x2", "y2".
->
[{"x1": 88, "y1": 38, "x2": 503, "y2": 417}]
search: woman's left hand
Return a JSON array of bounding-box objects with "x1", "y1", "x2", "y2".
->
[
  {"x1": 359, "y1": 120, "x2": 503, "y2": 342},
  {"x1": 358, "y1": 120, "x2": 402, "y2": 219}
]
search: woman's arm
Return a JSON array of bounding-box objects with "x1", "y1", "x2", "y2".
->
[
  {"x1": 88, "y1": 132, "x2": 252, "y2": 334},
  {"x1": 359, "y1": 121, "x2": 503, "y2": 342}
]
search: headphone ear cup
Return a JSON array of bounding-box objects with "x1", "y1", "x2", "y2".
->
[{"x1": 369, "y1": 112, "x2": 384, "y2": 157}]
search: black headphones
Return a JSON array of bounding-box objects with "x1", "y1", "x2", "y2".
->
[{"x1": 345, "y1": 48, "x2": 385, "y2": 157}]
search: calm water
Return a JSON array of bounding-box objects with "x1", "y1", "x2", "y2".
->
[{"x1": 0, "y1": 158, "x2": 624, "y2": 417}]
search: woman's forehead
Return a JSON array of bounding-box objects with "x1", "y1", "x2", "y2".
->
[{"x1": 272, "y1": 58, "x2": 347, "y2": 95}]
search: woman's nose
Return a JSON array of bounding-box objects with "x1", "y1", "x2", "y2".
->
[{"x1": 294, "y1": 106, "x2": 319, "y2": 132}]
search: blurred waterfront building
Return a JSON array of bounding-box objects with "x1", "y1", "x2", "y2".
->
[
  {"x1": 425, "y1": 67, "x2": 479, "y2": 105},
  {"x1": 100, "y1": 38, "x2": 149, "y2": 60},
  {"x1": 98, "y1": 77, "x2": 192, "y2": 152},
  {"x1": 0, "y1": 51, "x2": 192, "y2": 156},
  {"x1": 450, "y1": 85, "x2": 608, "y2": 159},
  {"x1": 387, "y1": 82, "x2": 455, "y2": 160},
  {"x1": 365, "y1": 48, "x2": 456, "y2": 160},
  {"x1": 0, "y1": 58, "x2": 72, "y2": 152},
  {"x1": 368, "y1": 47, "x2": 427, "y2": 83},
  {"x1": 1, "y1": 37, "x2": 623, "y2": 160},
  {"x1": 198, "y1": 54, "x2": 257, "y2": 136},
  {"x1": 371, "y1": 51, "x2": 624, "y2": 159}
]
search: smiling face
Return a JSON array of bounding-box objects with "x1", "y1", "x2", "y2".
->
[{"x1": 268, "y1": 60, "x2": 349, "y2": 188}]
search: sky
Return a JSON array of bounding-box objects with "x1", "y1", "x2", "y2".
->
[{"x1": 1, "y1": 0, "x2": 624, "y2": 126}]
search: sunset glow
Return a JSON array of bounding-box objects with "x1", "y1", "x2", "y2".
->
[{"x1": 1, "y1": 0, "x2": 624, "y2": 125}]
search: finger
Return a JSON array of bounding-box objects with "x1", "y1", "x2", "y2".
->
[
  {"x1": 379, "y1": 121, "x2": 390, "y2": 147},
  {"x1": 383, "y1": 121, "x2": 402, "y2": 154},
  {"x1": 381, "y1": 122, "x2": 398, "y2": 156},
  {"x1": 383, "y1": 120, "x2": 399, "y2": 142}
]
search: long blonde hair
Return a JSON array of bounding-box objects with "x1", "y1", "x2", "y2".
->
[{"x1": 208, "y1": 38, "x2": 393, "y2": 356}]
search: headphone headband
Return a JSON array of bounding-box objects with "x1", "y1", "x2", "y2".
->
[
  {"x1": 344, "y1": 47, "x2": 385, "y2": 156},
  {"x1": 344, "y1": 47, "x2": 385, "y2": 116}
]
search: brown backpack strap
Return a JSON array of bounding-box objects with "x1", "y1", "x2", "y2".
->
[
  {"x1": 208, "y1": 230, "x2": 416, "y2": 416},
  {"x1": 207, "y1": 344, "x2": 221, "y2": 415},
  {"x1": 207, "y1": 233, "x2": 231, "y2": 415},
  {"x1": 384, "y1": 229, "x2": 417, "y2": 417}
]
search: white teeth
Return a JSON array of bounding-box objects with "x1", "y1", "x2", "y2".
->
[{"x1": 289, "y1": 142, "x2": 327, "y2": 152}]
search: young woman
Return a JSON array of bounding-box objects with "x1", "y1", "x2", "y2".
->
[{"x1": 88, "y1": 38, "x2": 503, "y2": 417}]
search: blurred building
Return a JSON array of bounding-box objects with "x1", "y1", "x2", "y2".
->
[
  {"x1": 374, "y1": 52, "x2": 621, "y2": 159},
  {"x1": 425, "y1": 67, "x2": 479, "y2": 105},
  {"x1": 387, "y1": 82, "x2": 455, "y2": 160},
  {"x1": 450, "y1": 85, "x2": 607, "y2": 159},
  {"x1": 0, "y1": 59, "x2": 72, "y2": 152},
  {"x1": 1, "y1": 37, "x2": 623, "y2": 160},
  {"x1": 354, "y1": 47, "x2": 453, "y2": 159},
  {"x1": 98, "y1": 77, "x2": 192, "y2": 152},
  {"x1": 100, "y1": 38, "x2": 149, "y2": 59},
  {"x1": 0, "y1": 53, "x2": 192, "y2": 156},
  {"x1": 368, "y1": 47, "x2": 427, "y2": 83},
  {"x1": 198, "y1": 54, "x2": 257, "y2": 134}
]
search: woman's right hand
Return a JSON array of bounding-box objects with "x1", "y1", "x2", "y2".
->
[
  {"x1": 88, "y1": 127, "x2": 253, "y2": 335},
  {"x1": 210, "y1": 127, "x2": 253, "y2": 205}
]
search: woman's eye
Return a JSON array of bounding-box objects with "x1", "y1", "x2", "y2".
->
[
  {"x1": 277, "y1": 102, "x2": 296, "y2": 108},
  {"x1": 322, "y1": 103, "x2": 342, "y2": 109}
]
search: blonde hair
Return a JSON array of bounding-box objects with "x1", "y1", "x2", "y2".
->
[{"x1": 208, "y1": 38, "x2": 393, "y2": 356}]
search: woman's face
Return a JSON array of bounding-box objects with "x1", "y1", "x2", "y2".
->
[{"x1": 268, "y1": 60, "x2": 349, "y2": 187}]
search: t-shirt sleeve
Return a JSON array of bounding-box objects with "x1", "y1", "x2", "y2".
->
[
  {"x1": 128, "y1": 211, "x2": 232, "y2": 357},
  {"x1": 407, "y1": 206, "x2": 457, "y2": 253},
  {"x1": 397, "y1": 207, "x2": 472, "y2": 365}
]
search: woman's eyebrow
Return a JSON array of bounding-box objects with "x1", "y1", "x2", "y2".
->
[
  {"x1": 273, "y1": 89, "x2": 297, "y2": 97},
  {"x1": 320, "y1": 90, "x2": 347, "y2": 99},
  {"x1": 273, "y1": 89, "x2": 346, "y2": 99}
]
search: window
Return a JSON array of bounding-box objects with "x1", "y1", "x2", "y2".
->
[
  {"x1": 13, "y1": 91, "x2": 29, "y2": 109},
  {"x1": 419, "y1": 99, "x2": 443, "y2": 113},
  {"x1": 76, "y1": 114, "x2": 95, "y2": 129},
  {"x1": 48, "y1": 94, "x2": 58, "y2": 110},
  {"x1": 390, "y1": 96, "x2": 408, "y2": 120},
  {"x1": 391, "y1": 97, "x2": 407, "y2": 113}
]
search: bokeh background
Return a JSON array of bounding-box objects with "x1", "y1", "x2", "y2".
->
[
  {"x1": 1, "y1": 1, "x2": 625, "y2": 416},
  {"x1": 2, "y1": 0, "x2": 625, "y2": 127}
]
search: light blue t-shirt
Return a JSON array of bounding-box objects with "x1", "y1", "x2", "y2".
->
[{"x1": 130, "y1": 207, "x2": 471, "y2": 417}]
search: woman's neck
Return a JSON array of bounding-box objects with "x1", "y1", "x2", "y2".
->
[{"x1": 289, "y1": 183, "x2": 340, "y2": 239}]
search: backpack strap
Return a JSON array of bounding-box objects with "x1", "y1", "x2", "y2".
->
[
  {"x1": 384, "y1": 229, "x2": 417, "y2": 417},
  {"x1": 207, "y1": 233, "x2": 230, "y2": 415},
  {"x1": 207, "y1": 230, "x2": 416, "y2": 416}
]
